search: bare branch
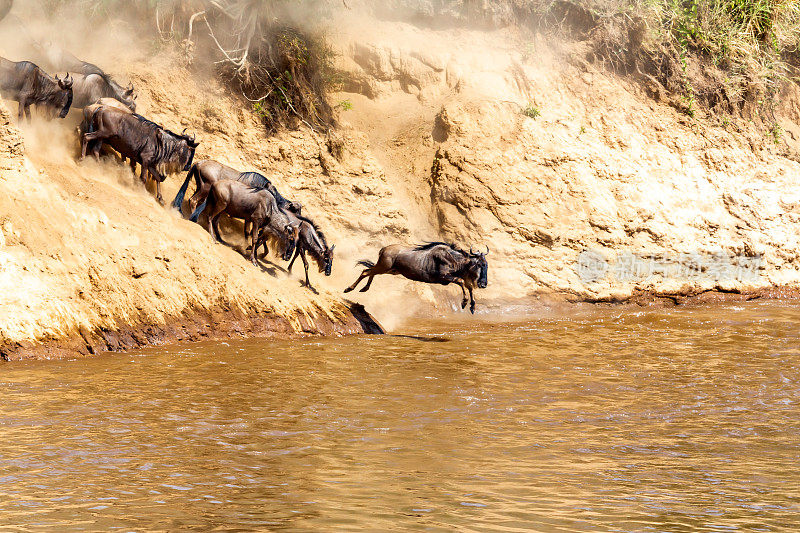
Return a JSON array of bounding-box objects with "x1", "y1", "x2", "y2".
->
[{"x1": 187, "y1": 10, "x2": 206, "y2": 41}]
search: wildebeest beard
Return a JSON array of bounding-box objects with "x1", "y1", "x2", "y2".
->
[
  {"x1": 477, "y1": 261, "x2": 488, "y2": 288},
  {"x1": 58, "y1": 89, "x2": 73, "y2": 118},
  {"x1": 131, "y1": 114, "x2": 197, "y2": 179}
]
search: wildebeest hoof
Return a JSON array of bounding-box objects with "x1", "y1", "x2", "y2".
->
[
  {"x1": 461, "y1": 299, "x2": 468, "y2": 309},
  {"x1": 470, "y1": 304, "x2": 475, "y2": 314},
  {"x1": 358, "y1": 286, "x2": 369, "y2": 292},
  {"x1": 343, "y1": 287, "x2": 353, "y2": 293}
]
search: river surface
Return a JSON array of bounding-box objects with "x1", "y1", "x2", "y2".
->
[{"x1": 2, "y1": 300, "x2": 800, "y2": 531}]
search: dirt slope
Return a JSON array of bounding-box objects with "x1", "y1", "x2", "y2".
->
[{"x1": 0, "y1": 95, "x2": 376, "y2": 361}]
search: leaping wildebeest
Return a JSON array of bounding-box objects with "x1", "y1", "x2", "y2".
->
[
  {"x1": 344, "y1": 242, "x2": 489, "y2": 313},
  {"x1": 0, "y1": 57, "x2": 73, "y2": 122},
  {"x1": 204, "y1": 179, "x2": 299, "y2": 266},
  {"x1": 172, "y1": 159, "x2": 301, "y2": 220},
  {"x1": 80, "y1": 105, "x2": 198, "y2": 204}
]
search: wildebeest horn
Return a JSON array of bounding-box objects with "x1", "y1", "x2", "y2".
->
[{"x1": 485, "y1": 245, "x2": 490, "y2": 255}]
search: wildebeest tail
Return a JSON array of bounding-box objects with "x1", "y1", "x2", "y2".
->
[
  {"x1": 171, "y1": 164, "x2": 197, "y2": 211},
  {"x1": 84, "y1": 105, "x2": 102, "y2": 134},
  {"x1": 357, "y1": 260, "x2": 376, "y2": 269}
]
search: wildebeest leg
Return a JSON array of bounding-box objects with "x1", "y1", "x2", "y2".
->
[
  {"x1": 468, "y1": 286, "x2": 476, "y2": 314},
  {"x1": 205, "y1": 195, "x2": 224, "y2": 243},
  {"x1": 455, "y1": 280, "x2": 468, "y2": 309},
  {"x1": 253, "y1": 231, "x2": 269, "y2": 258},
  {"x1": 249, "y1": 222, "x2": 260, "y2": 266},
  {"x1": 17, "y1": 100, "x2": 25, "y2": 122},
  {"x1": 300, "y1": 250, "x2": 311, "y2": 288},
  {"x1": 145, "y1": 165, "x2": 164, "y2": 205},
  {"x1": 259, "y1": 234, "x2": 269, "y2": 258},
  {"x1": 138, "y1": 161, "x2": 148, "y2": 184},
  {"x1": 243, "y1": 221, "x2": 252, "y2": 251},
  {"x1": 287, "y1": 246, "x2": 300, "y2": 272},
  {"x1": 24, "y1": 104, "x2": 32, "y2": 123},
  {"x1": 359, "y1": 273, "x2": 378, "y2": 292},
  {"x1": 346, "y1": 252, "x2": 393, "y2": 293},
  {"x1": 344, "y1": 270, "x2": 371, "y2": 293},
  {"x1": 81, "y1": 129, "x2": 111, "y2": 160},
  {"x1": 155, "y1": 178, "x2": 164, "y2": 205},
  {"x1": 208, "y1": 212, "x2": 224, "y2": 243}
]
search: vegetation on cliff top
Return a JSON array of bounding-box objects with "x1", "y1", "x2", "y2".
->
[{"x1": 37, "y1": 0, "x2": 800, "y2": 128}]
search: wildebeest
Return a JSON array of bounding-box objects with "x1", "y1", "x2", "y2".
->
[
  {"x1": 34, "y1": 41, "x2": 136, "y2": 110},
  {"x1": 71, "y1": 73, "x2": 136, "y2": 111},
  {"x1": 0, "y1": 57, "x2": 73, "y2": 121},
  {"x1": 204, "y1": 179, "x2": 298, "y2": 266},
  {"x1": 344, "y1": 242, "x2": 489, "y2": 313},
  {"x1": 255, "y1": 210, "x2": 334, "y2": 289},
  {"x1": 172, "y1": 159, "x2": 301, "y2": 220},
  {"x1": 81, "y1": 106, "x2": 198, "y2": 204}
]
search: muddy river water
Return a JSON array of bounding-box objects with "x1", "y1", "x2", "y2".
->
[{"x1": 1, "y1": 300, "x2": 800, "y2": 531}]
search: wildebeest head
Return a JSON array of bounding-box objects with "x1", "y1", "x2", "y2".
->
[
  {"x1": 122, "y1": 83, "x2": 137, "y2": 112},
  {"x1": 159, "y1": 128, "x2": 199, "y2": 176},
  {"x1": 53, "y1": 73, "x2": 73, "y2": 118},
  {"x1": 322, "y1": 244, "x2": 335, "y2": 276},
  {"x1": 180, "y1": 129, "x2": 199, "y2": 171},
  {"x1": 468, "y1": 246, "x2": 489, "y2": 289}
]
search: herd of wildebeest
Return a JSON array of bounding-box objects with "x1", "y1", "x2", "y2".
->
[{"x1": 0, "y1": 44, "x2": 489, "y2": 313}]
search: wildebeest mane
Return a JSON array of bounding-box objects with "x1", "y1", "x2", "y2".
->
[
  {"x1": 414, "y1": 241, "x2": 466, "y2": 255},
  {"x1": 296, "y1": 213, "x2": 328, "y2": 252},
  {"x1": 131, "y1": 113, "x2": 193, "y2": 142},
  {"x1": 238, "y1": 171, "x2": 271, "y2": 189},
  {"x1": 238, "y1": 172, "x2": 293, "y2": 209}
]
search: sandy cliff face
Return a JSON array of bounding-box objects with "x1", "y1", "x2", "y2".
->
[
  {"x1": 3, "y1": 7, "x2": 800, "y2": 359},
  {"x1": 330, "y1": 15, "x2": 800, "y2": 303},
  {"x1": 0, "y1": 96, "x2": 375, "y2": 361}
]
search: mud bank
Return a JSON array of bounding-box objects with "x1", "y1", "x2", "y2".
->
[{"x1": 0, "y1": 303, "x2": 381, "y2": 362}]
